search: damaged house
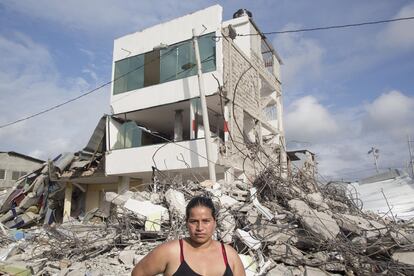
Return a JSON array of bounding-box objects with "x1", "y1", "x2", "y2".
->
[
  {"x1": 0, "y1": 4, "x2": 308, "y2": 226},
  {"x1": 1, "y1": 6, "x2": 414, "y2": 275},
  {"x1": 105, "y1": 5, "x2": 287, "y2": 187},
  {"x1": 2, "y1": 4, "x2": 290, "y2": 226}
]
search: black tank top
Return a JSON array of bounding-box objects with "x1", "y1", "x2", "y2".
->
[{"x1": 172, "y1": 239, "x2": 234, "y2": 276}]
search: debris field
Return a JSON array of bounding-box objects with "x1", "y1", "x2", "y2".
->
[{"x1": 1, "y1": 162, "x2": 414, "y2": 276}]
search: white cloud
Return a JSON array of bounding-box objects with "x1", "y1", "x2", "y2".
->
[
  {"x1": 273, "y1": 25, "x2": 324, "y2": 91},
  {"x1": 285, "y1": 96, "x2": 338, "y2": 143},
  {"x1": 2, "y1": 0, "x2": 204, "y2": 35},
  {"x1": 285, "y1": 91, "x2": 414, "y2": 180},
  {"x1": 363, "y1": 90, "x2": 414, "y2": 138},
  {"x1": 0, "y1": 33, "x2": 109, "y2": 159},
  {"x1": 377, "y1": 3, "x2": 414, "y2": 51}
]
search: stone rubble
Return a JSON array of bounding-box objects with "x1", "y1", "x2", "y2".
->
[{"x1": 0, "y1": 166, "x2": 413, "y2": 275}]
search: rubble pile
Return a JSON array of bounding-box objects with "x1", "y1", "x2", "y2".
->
[{"x1": 0, "y1": 167, "x2": 414, "y2": 275}]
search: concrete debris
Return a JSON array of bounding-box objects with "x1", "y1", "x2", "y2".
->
[
  {"x1": 236, "y1": 229, "x2": 261, "y2": 250},
  {"x1": 306, "y1": 192, "x2": 330, "y2": 210},
  {"x1": 391, "y1": 251, "x2": 414, "y2": 265},
  {"x1": 288, "y1": 199, "x2": 340, "y2": 241},
  {"x1": 118, "y1": 250, "x2": 135, "y2": 266},
  {"x1": 269, "y1": 243, "x2": 303, "y2": 265},
  {"x1": 124, "y1": 198, "x2": 169, "y2": 222},
  {"x1": 267, "y1": 263, "x2": 303, "y2": 276},
  {"x1": 165, "y1": 189, "x2": 186, "y2": 219},
  {"x1": 0, "y1": 165, "x2": 413, "y2": 275},
  {"x1": 104, "y1": 191, "x2": 129, "y2": 206}
]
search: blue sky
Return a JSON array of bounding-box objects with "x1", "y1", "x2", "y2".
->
[{"x1": 0, "y1": 0, "x2": 413, "y2": 181}]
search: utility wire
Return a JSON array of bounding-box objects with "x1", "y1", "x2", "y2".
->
[
  {"x1": 237, "y1": 16, "x2": 414, "y2": 36},
  {"x1": 0, "y1": 82, "x2": 111, "y2": 129},
  {"x1": 2, "y1": 15, "x2": 413, "y2": 129},
  {"x1": 0, "y1": 45, "x2": 179, "y2": 130}
]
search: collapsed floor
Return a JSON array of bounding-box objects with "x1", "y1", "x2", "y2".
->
[{"x1": 1, "y1": 166, "x2": 414, "y2": 275}]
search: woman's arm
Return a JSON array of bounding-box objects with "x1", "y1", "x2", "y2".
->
[
  {"x1": 225, "y1": 245, "x2": 246, "y2": 276},
  {"x1": 131, "y1": 242, "x2": 172, "y2": 276}
]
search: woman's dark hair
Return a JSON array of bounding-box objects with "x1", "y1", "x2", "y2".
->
[{"x1": 185, "y1": 196, "x2": 216, "y2": 221}]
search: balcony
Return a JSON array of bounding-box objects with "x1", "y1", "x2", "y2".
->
[{"x1": 105, "y1": 95, "x2": 225, "y2": 178}]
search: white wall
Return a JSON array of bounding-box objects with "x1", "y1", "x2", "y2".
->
[
  {"x1": 0, "y1": 153, "x2": 43, "y2": 189},
  {"x1": 222, "y1": 16, "x2": 252, "y2": 57},
  {"x1": 111, "y1": 5, "x2": 223, "y2": 114},
  {"x1": 111, "y1": 74, "x2": 222, "y2": 114},
  {"x1": 105, "y1": 139, "x2": 218, "y2": 175}
]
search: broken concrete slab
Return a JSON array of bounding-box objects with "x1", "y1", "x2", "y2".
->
[
  {"x1": 124, "y1": 198, "x2": 169, "y2": 222},
  {"x1": 219, "y1": 194, "x2": 240, "y2": 209},
  {"x1": 165, "y1": 189, "x2": 186, "y2": 218},
  {"x1": 306, "y1": 192, "x2": 329, "y2": 210},
  {"x1": 391, "y1": 251, "x2": 414, "y2": 265},
  {"x1": 250, "y1": 224, "x2": 298, "y2": 244},
  {"x1": 235, "y1": 229, "x2": 261, "y2": 250},
  {"x1": 305, "y1": 266, "x2": 330, "y2": 276},
  {"x1": 390, "y1": 229, "x2": 414, "y2": 245},
  {"x1": 251, "y1": 187, "x2": 275, "y2": 220},
  {"x1": 266, "y1": 263, "x2": 303, "y2": 276},
  {"x1": 104, "y1": 192, "x2": 129, "y2": 206},
  {"x1": 268, "y1": 244, "x2": 303, "y2": 265},
  {"x1": 118, "y1": 250, "x2": 135, "y2": 266},
  {"x1": 288, "y1": 199, "x2": 340, "y2": 240},
  {"x1": 238, "y1": 254, "x2": 257, "y2": 276},
  {"x1": 334, "y1": 213, "x2": 386, "y2": 238},
  {"x1": 217, "y1": 209, "x2": 235, "y2": 243}
]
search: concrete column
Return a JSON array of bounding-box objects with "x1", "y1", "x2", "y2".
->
[
  {"x1": 118, "y1": 176, "x2": 130, "y2": 194},
  {"x1": 174, "y1": 109, "x2": 183, "y2": 141},
  {"x1": 63, "y1": 182, "x2": 73, "y2": 222}
]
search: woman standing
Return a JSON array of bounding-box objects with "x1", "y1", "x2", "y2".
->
[{"x1": 132, "y1": 196, "x2": 245, "y2": 276}]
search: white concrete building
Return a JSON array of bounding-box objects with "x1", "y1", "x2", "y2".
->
[
  {"x1": 105, "y1": 5, "x2": 286, "y2": 185},
  {"x1": 0, "y1": 151, "x2": 44, "y2": 190}
]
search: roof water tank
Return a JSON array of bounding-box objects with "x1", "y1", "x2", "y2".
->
[{"x1": 233, "y1": 9, "x2": 252, "y2": 19}]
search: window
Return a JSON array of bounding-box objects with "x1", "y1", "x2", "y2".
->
[
  {"x1": 113, "y1": 121, "x2": 143, "y2": 149},
  {"x1": 0, "y1": 169, "x2": 5, "y2": 179},
  {"x1": 113, "y1": 55, "x2": 145, "y2": 95},
  {"x1": 12, "y1": 171, "x2": 20, "y2": 181},
  {"x1": 113, "y1": 32, "x2": 217, "y2": 95},
  {"x1": 11, "y1": 171, "x2": 27, "y2": 181}
]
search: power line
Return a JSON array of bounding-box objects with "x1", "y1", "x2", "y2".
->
[
  {"x1": 237, "y1": 16, "x2": 414, "y2": 36},
  {"x1": 0, "y1": 39, "x2": 216, "y2": 130},
  {"x1": 2, "y1": 15, "x2": 414, "y2": 129},
  {"x1": 0, "y1": 45, "x2": 179, "y2": 130},
  {"x1": 0, "y1": 81, "x2": 111, "y2": 129}
]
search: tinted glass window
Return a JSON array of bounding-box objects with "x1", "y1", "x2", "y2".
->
[{"x1": 113, "y1": 32, "x2": 216, "y2": 95}]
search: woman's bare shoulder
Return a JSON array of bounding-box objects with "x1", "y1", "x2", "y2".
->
[
  {"x1": 222, "y1": 243, "x2": 238, "y2": 255},
  {"x1": 153, "y1": 239, "x2": 180, "y2": 254}
]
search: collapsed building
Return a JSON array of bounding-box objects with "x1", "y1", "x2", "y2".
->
[{"x1": 1, "y1": 5, "x2": 413, "y2": 276}]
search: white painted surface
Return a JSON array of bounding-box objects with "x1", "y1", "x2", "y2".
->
[
  {"x1": 350, "y1": 173, "x2": 414, "y2": 219},
  {"x1": 222, "y1": 16, "x2": 252, "y2": 57},
  {"x1": 111, "y1": 74, "x2": 222, "y2": 114},
  {"x1": 108, "y1": 117, "x2": 122, "y2": 149},
  {"x1": 113, "y1": 5, "x2": 222, "y2": 61},
  {"x1": 111, "y1": 5, "x2": 223, "y2": 114},
  {"x1": 105, "y1": 139, "x2": 219, "y2": 175}
]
